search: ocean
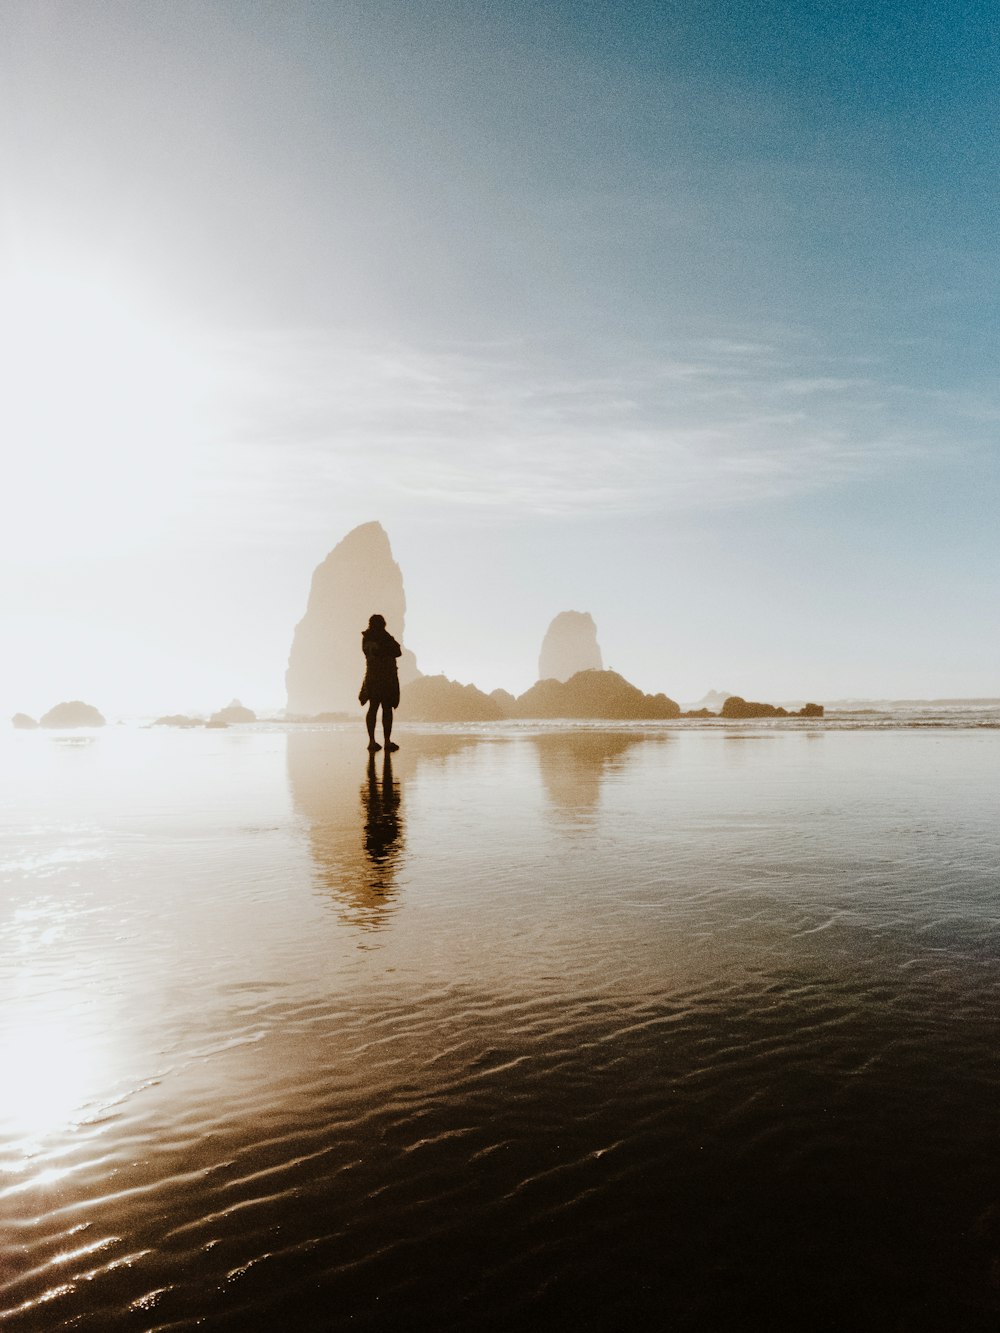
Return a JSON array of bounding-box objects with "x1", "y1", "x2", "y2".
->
[{"x1": 2, "y1": 714, "x2": 1000, "y2": 1329}]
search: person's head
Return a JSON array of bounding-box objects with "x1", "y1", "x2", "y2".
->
[{"x1": 367, "y1": 613, "x2": 386, "y2": 632}]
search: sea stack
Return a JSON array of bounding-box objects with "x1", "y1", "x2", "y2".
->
[
  {"x1": 538, "y1": 611, "x2": 603, "y2": 683},
  {"x1": 286, "y1": 522, "x2": 420, "y2": 716}
]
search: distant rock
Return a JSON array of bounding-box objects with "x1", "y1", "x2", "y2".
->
[
  {"x1": 153, "y1": 714, "x2": 203, "y2": 728},
  {"x1": 11, "y1": 713, "x2": 39, "y2": 729},
  {"x1": 209, "y1": 699, "x2": 256, "y2": 725},
  {"x1": 680, "y1": 708, "x2": 717, "y2": 719},
  {"x1": 514, "y1": 670, "x2": 680, "y2": 720},
  {"x1": 404, "y1": 675, "x2": 507, "y2": 723},
  {"x1": 489, "y1": 688, "x2": 517, "y2": 716},
  {"x1": 720, "y1": 696, "x2": 787, "y2": 718},
  {"x1": 286, "y1": 522, "x2": 420, "y2": 716},
  {"x1": 538, "y1": 611, "x2": 603, "y2": 683},
  {"x1": 39, "y1": 701, "x2": 106, "y2": 728},
  {"x1": 689, "y1": 689, "x2": 735, "y2": 711},
  {"x1": 720, "y1": 696, "x2": 823, "y2": 719}
]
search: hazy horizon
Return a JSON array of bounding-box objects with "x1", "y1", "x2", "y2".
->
[{"x1": 3, "y1": 1, "x2": 998, "y2": 718}]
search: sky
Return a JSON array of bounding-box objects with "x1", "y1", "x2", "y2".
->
[{"x1": 1, "y1": 0, "x2": 998, "y2": 716}]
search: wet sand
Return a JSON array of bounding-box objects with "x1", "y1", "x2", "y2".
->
[{"x1": 2, "y1": 721, "x2": 1000, "y2": 1329}]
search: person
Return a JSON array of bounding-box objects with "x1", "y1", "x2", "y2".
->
[{"x1": 359, "y1": 613, "x2": 401, "y2": 752}]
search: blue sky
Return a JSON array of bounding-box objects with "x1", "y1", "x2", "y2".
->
[{"x1": 1, "y1": 0, "x2": 997, "y2": 713}]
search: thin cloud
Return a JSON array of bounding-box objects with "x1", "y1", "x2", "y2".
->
[{"x1": 187, "y1": 327, "x2": 965, "y2": 536}]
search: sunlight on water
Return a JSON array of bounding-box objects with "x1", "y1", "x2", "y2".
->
[
  {"x1": 0, "y1": 1008, "x2": 107, "y2": 1152},
  {"x1": 2, "y1": 721, "x2": 1000, "y2": 1330}
]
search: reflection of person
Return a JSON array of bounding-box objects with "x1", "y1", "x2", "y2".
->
[
  {"x1": 364, "y1": 750, "x2": 400, "y2": 870},
  {"x1": 359, "y1": 613, "x2": 401, "y2": 752}
]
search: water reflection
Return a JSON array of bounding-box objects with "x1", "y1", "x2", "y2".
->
[
  {"x1": 286, "y1": 730, "x2": 477, "y2": 929},
  {"x1": 362, "y1": 751, "x2": 401, "y2": 898},
  {"x1": 532, "y1": 731, "x2": 654, "y2": 826}
]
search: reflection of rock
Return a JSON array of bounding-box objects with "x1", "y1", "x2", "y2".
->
[
  {"x1": 40, "y1": 701, "x2": 106, "y2": 728},
  {"x1": 209, "y1": 699, "x2": 256, "y2": 724},
  {"x1": 11, "y1": 713, "x2": 39, "y2": 729},
  {"x1": 515, "y1": 670, "x2": 679, "y2": 719},
  {"x1": 404, "y1": 675, "x2": 507, "y2": 722},
  {"x1": 286, "y1": 730, "x2": 476, "y2": 930},
  {"x1": 720, "y1": 696, "x2": 824, "y2": 719},
  {"x1": 538, "y1": 611, "x2": 603, "y2": 682},
  {"x1": 533, "y1": 732, "x2": 648, "y2": 824},
  {"x1": 286, "y1": 522, "x2": 420, "y2": 716}
]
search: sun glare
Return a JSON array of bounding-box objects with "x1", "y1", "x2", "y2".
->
[
  {"x1": 0, "y1": 1005, "x2": 111, "y2": 1154},
  {"x1": 0, "y1": 260, "x2": 204, "y2": 560}
]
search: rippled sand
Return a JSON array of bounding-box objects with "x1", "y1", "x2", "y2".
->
[{"x1": 2, "y1": 722, "x2": 1000, "y2": 1329}]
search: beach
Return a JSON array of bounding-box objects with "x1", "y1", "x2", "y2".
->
[{"x1": 2, "y1": 717, "x2": 1000, "y2": 1329}]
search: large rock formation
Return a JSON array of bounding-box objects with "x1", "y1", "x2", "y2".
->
[
  {"x1": 398, "y1": 670, "x2": 679, "y2": 722},
  {"x1": 286, "y1": 522, "x2": 420, "y2": 716},
  {"x1": 39, "y1": 701, "x2": 106, "y2": 728},
  {"x1": 538, "y1": 611, "x2": 603, "y2": 682},
  {"x1": 514, "y1": 670, "x2": 679, "y2": 720}
]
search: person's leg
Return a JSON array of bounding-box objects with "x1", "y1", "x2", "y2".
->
[
  {"x1": 383, "y1": 706, "x2": 398, "y2": 751},
  {"x1": 367, "y1": 702, "x2": 381, "y2": 749}
]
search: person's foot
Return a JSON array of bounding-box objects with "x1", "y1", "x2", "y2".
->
[
  {"x1": 367, "y1": 740, "x2": 382, "y2": 751},
  {"x1": 386, "y1": 741, "x2": 399, "y2": 752}
]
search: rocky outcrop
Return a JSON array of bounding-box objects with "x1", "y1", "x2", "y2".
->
[
  {"x1": 286, "y1": 522, "x2": 420, "y2": 716},
  {"x1": 209, "y1": 699, "x2": 256, "y2": 725},
  {"x1": 152, "y1": 714, "x2": 204, "y2": 728},
  {"x1": 720, "y1": 696, "x2": 823, "y2": 719},
  {"x1": 514, "y1": 670, "x2": 679, "y2": 720},
  {"x1": 403, "y1": 675, "x2": 508, "y2": 723},
  {"x1": 689, "y1": 689, "x2": 735, "y2": 711},
  {"x1": 11, "y1": 713, "x2": 39, "y2": 729},
  {"x1": 538, "y1": 611, "x2": 603, "y2": 682},
  {"x1": 39, "y1": 701, "x2": 106, "y2": 728}
]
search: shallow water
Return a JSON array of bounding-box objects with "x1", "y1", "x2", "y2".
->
[{"x1": 2, "y1": 721, "x2": 1000, "y2": 1329}]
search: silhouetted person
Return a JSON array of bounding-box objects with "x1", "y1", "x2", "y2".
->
[{"x1": 359, "y1": 613, "x2": 401, "y2": 752}]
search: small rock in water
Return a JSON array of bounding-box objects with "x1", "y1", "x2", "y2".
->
[
  {"x1": 209, "y1": 699, "x2": 256, "y2": 725},
  {"x1": 40, "y1": 701, "x2": 106, "y2": 728}
]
